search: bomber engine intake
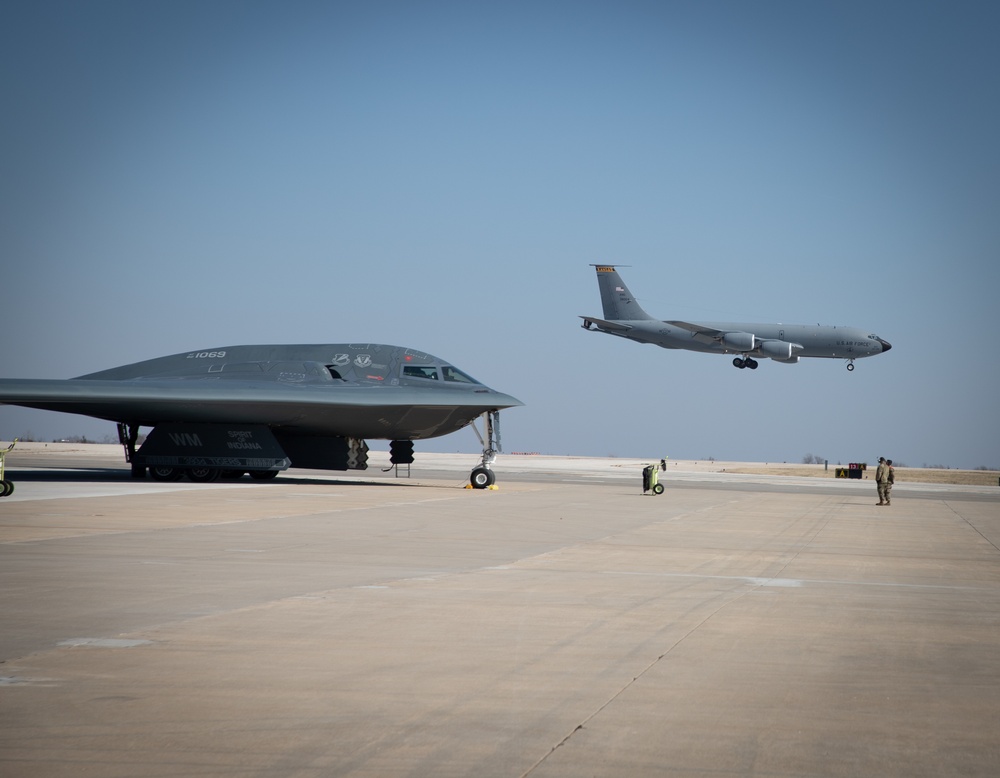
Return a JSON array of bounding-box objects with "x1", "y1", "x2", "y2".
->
[{"x1": 721, "y1": 331, "x2": 755, "y2": 352}]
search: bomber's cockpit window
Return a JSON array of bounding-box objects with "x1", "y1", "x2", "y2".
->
[
  {"x1": 403, "y1": 365, "x2": 439, "y2": 380},
  {"x1": 442, "y1": 366, "x2": 479, "y2": 384}
]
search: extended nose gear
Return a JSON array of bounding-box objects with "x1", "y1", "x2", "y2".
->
[{"x1": 468, "y1": 410, "x2": 503, "y2": 489}]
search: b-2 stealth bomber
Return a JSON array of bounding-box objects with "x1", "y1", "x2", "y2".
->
[{"x1": 0, "y1": 343, "x2": 522, "y2": 488}]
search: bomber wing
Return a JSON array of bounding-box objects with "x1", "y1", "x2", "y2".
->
[{"x1": 0, "y1": 378, "x2": 519, "y2": 439}]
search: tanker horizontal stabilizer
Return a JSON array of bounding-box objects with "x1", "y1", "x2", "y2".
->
[{"x1": 579, "y1": 316, "x2": 634, "y2": 333}]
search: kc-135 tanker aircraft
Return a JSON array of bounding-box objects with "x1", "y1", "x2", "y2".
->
[
  {"x1": 581, "y1": 265, "x2": 892, "y2": 370},
  {"x1": 0, "y1": 344, "x2": 522, "y2": 488}
]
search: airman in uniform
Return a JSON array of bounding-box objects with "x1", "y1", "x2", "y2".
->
[{"x1": 876, "y1": 457, "x2": 890, "y2": 505}]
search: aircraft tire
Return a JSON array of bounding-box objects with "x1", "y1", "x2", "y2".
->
[
  {"x1": 733, "y1": 358, "x2": 745, "y2": 369},
  {"x1": 149, "y1": 466, "x2": 183, "y2": 482},
  {"x1": 187, "y1": 467, "x2": 220, "y2": 483},
  {"x1": 0, "y1": 480, "x2": 12, "y2": 497},
  {"x1": 652, "y1": 483, "x2": 664, "y2": 495},
  {"x1": 747, "y1": 359, "x2": 759, "y2": 370},
  {"x1": 249, "y1": 470, "x2": 279, "y2": 480},
  {"x1": 470, "y1": 466, "x2": 495, "y2": 489}
]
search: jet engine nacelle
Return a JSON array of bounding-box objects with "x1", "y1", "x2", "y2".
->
[
  {"x1": 721, "y1": 331, "x2": 755, "y2": 352},
  {"x1": 759, "y1": 339, "x2": 799, "y2": 360}
]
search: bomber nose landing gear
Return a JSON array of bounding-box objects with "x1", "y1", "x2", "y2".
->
[
  {"x1": 468, "y1": 410, "x2": 503, "y2": 489},
  {"x1": 733, "y1": 356, "x2": 758, "y2": 369}
]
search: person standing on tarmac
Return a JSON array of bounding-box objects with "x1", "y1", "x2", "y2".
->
[
  {"x1": 886, "y1": 459, "x2": 895, "y2": 505},
  {"x1": 876, "y1": 457, "x2": 890, "y2": 506}
]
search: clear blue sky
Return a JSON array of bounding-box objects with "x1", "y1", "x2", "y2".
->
[{"x1": 2, "y1": 1, "x2": 998, "y2": 469}]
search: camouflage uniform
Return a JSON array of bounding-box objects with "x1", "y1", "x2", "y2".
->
[{"x1": 875, "y1": 458, "x2": 890, "y2": 505}]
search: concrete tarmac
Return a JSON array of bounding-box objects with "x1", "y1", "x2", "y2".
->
[{"x1": 1, "y1": 448, "x2": 999, "y2": 777}]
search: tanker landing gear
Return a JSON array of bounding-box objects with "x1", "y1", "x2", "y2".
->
[
  {"x1": 846, "y1": 359, "x2": 856, "y2": 372},
  {"x1": 468, "y1": 410, "x2": 503, "y2": 489},
  {"x1": 733, "y1": 356, "x2": 759, "y2": 370}
]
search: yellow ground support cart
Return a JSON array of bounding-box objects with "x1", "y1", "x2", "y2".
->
[{"x1": 642, "y1": 463, "x2": 664, "y2": 495}]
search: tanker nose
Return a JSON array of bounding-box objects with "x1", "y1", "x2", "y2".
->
[{"x1": 878, "y1": 338, "x2": 892, "y2": 353}]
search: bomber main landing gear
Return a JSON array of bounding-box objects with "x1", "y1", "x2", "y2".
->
[
  {"x1": 733, "y1": 356, "x2": 759, "y2": 370},
  {"x1": 148, "y1": 465, "x2": 183, "y2": 482},
  {"x1": 468, "y1": 410, "x2": 503, "y2": 489},
  {"x1": 118, "y1": 422, "x2": 145, "y2": 478}
]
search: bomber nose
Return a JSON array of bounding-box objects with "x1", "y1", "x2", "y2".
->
[
  {"x1": 878, "y1": 338, "x2": 892, "y2": 352},
  {"x1": 492, "y1": 391, "x2": 524, "y2": 409}
]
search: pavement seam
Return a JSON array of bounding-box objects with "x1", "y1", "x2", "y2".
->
[{"x1": 518, "y1": 587, "x2": 752, "y2": 778}]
